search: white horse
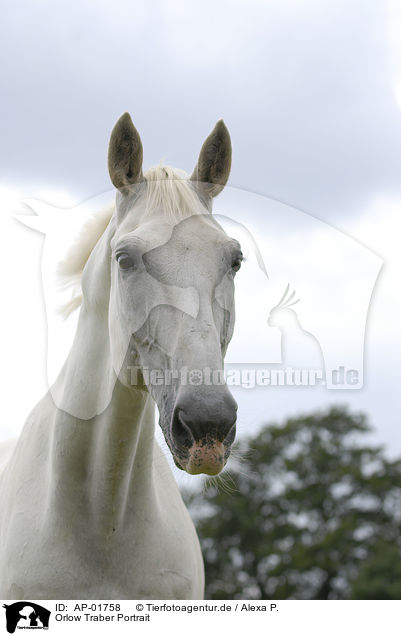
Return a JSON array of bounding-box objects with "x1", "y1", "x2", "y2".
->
[{"x1": 0, "y1": 113, "x2": 242, "y2": 599}]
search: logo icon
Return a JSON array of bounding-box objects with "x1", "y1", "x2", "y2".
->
[{"x1": 2, "y1": 603, "x2": 51, "y2": 633}]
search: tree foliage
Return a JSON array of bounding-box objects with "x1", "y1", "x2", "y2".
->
[{"x1": 184, "y1": 407, "x2": 401, "y2": 599}]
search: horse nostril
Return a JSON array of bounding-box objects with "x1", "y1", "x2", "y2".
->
[
  {"x1": 223, "y1": 422, "x2": 236, "y2": 446},
  {"x1": 171, "y1": 409, "x2": 195, "y2": 449}
]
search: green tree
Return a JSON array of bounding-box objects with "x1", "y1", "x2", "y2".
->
[{"x1": 184, "y1": 407, "x2": 401, "y2": 599}]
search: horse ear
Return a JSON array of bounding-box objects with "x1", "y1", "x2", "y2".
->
[
  {"x1": 108, "y1": 112, "x2": 143, "y2": 190},
  {"x1": 191, "y1": 120, "x2": 232, "y2": 197}
]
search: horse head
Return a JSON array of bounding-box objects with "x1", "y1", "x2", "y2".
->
[{"x1": 104, "y1": 113, "x2": 241, "y2": 475}]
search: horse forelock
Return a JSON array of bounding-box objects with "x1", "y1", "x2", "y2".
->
[{"x1": 144, "y1": 164, "x2": 207, "y2": 221}]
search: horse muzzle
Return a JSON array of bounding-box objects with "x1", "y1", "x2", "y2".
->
[
  {"x1": 170, "y1": 385, "x2": 237, "y2": 475},
  {"x1": 180, "y1": 439, "x2": 227, "y2": 475}
]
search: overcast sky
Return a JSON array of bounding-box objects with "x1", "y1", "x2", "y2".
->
[
  {"x1": 1, "y1": 0, "x2": 401, "y2": 218},
  {"x1": 1, "y1": 0, "x2": 401, "y2": 475}
]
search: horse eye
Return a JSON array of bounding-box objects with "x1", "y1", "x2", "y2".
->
[
  {"x1": 116, "y1": 253, "x2": 134, "y2": 270},
  {"x1": 232, "y1": 254, "x2": 243, "y2": 272}
]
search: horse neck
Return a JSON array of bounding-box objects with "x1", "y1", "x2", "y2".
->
[{"x1": 48, "y1": 240, "x2": 157, "y2": 533}]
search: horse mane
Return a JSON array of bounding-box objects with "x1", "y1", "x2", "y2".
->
[{"x1": 57, "y1": 164, "x2": 206, "y2": 318}]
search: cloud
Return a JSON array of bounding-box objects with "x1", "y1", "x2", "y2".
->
[{"x1": 0, "y1": 0, "x2": 401, "y2": 222}]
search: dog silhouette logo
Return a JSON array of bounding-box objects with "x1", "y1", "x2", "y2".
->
[{"x1": 2, "y1": 602, "x2": 50, "y2": 633}]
